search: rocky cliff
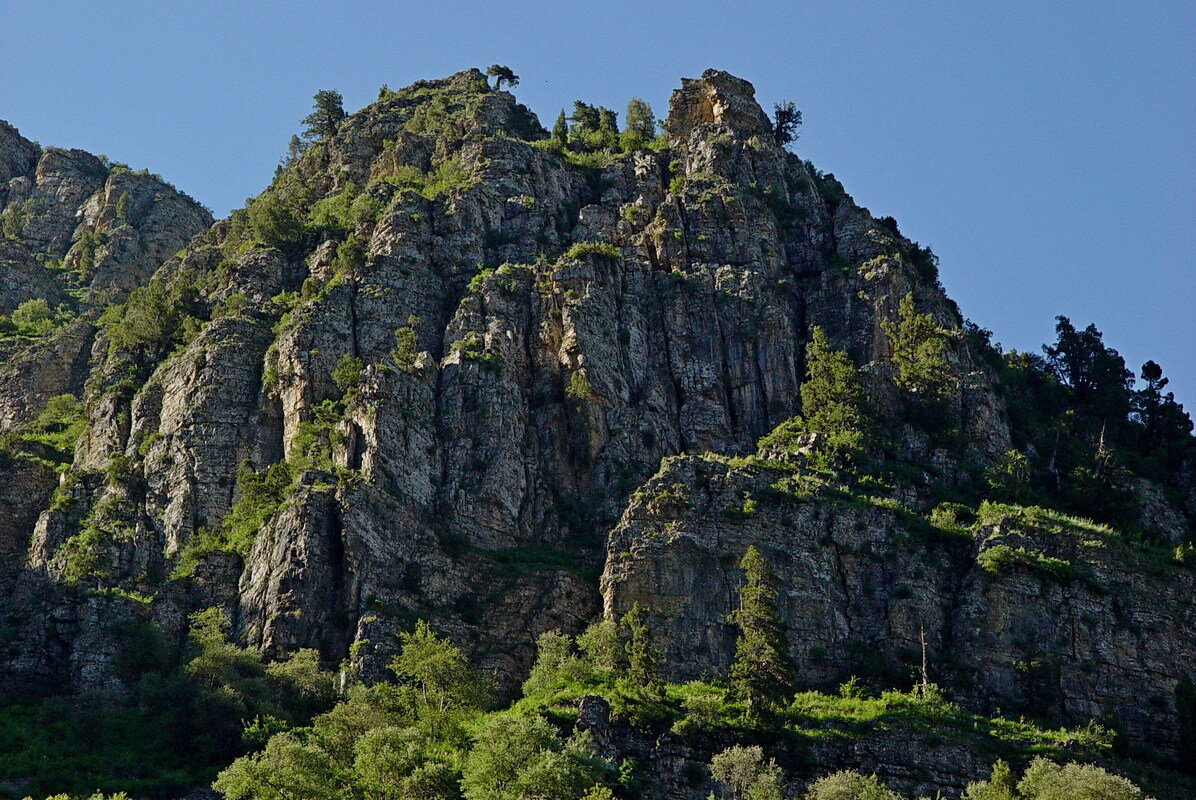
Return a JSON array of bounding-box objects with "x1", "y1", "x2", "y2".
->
[{"x1": 0, "y1": 68, "x2": 1191, "y2": 796}]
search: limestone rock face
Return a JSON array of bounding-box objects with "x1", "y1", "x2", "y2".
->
[
  {"x1": 601, "y1": 454, "x2": 1196, "y2": 758},
  {"x1": 0, "y1": 69, "x2": 1190, "y2": 778}
]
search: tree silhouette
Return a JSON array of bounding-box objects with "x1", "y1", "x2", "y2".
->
[
  {"x1": 772, "y1": 101, "x2": 802, "y2": 147},
  {"x1": 302, "y1": 90, "x2": 346, "y2": 142},
  {"x1": 486, "y1": 64, "x2": 519, "y2": 91}
]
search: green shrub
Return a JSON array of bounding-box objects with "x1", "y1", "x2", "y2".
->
[
  {"x1": 19, "y1": 393, "x2": 85, "y2": 464},
  {"x1": 564, "y1": 241, "x2": 619, "y2": 261},
  {"x1": 332, "y1": 354, "x2": 364, "y2": 397},
  {"x1": 100, "y1": 270, "x2": 202, "y2": 354},
  {"x1": 1, "y1": 298, "x2": 73, "y2": 338},
  {"x1": 421, "y1": 157, "x2": 473, "y2": 200},
  {"x1": 804, "y1": 770, "x2": 903, "y2": 800},
  {"x1": 174, "y1": 461, "x2": 295, "y2": 575},
  {"x1": 247, "y1": 192, "x2": 306, "y2": 249},
  {"x1": 391, "y1": 317, "x2": 420, "y2": 372},
  {"x1": 978, "y1": 544, "x2": 1074, "y2": 581},
  {"x1": 566, "y1": 370, "x2": 593, "y2": 404}
]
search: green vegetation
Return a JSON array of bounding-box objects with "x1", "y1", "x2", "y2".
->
[
  {"x1": 961, "y1": 757, "x2": 1153, "y2": 800},
  {"x1": 566, "y1": 369, "x2": 594, "y2": 405},
  {"x1": 246, "y1": 192, "x2": 306, "y2": 250},
  {"x1": 0, "y1": 608, "x2": 336, "y2": 799},
  {"x1": 486, "y1": 64, "x2": 519, "y2": 91},
  {"x1": 215, "y1": 621, "x2": 614, "y2": 800},
  {"x1": 173, "y1": 461, "x2": 295, "y2": 576},
  {"x1": 0, "y1": 298, "x2": 74, "y2": 339},
  {"x1": 391, "y1": 316, "x2": 421, "y2": 371},
  {"x1": 710, "y1": 744, "x2": 784, "y2": 800},
  {"x1": 0, "y1": 393, "x2": 85, "y2": 469},
  {"x1": 564, "y1": 240, "x2": 620, "y2": 261},
  {"x1": 375, "y1": 155, "x2": 474, "y2": 200},
  {"x1": 964, "y1": 315, "x2": 1193, "y2": 535},
  {"x1": 758, "y1": 327, "x2": 871, "y2": 467},
  {"x1": 301, "y1": 89, "x2": 346, "y2": 142},
  {"x1": 331, "y1": 354, "x2": 364, "y2": 398},
  {"x1": 728, "y1": 547, "x2": 796, "y2": 719},
  {"x1": 882, "y1": 292, "x2": 958, "y2": 399},
  {"x1": 99, "y1": 270, "x2": 203, "y2": 355},
  {"x1": 805, "y1": 771, "x2": 901, "y2": 800},
  {"x1": 977, "y1": 544, "x2": 1075, "y2": 581}
]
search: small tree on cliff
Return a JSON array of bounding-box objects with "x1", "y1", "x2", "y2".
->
[
  {"x1": 621, "y1": 603, "x2": 662, "y2": 694},
  {"x1": 772, "y1": 101, "x2": 802, "y2": 147},
  {"x1": 487, "y1": 64, "x2": 520, "y2": 91},
  {"x1": 302, "y1": 90, "x2": 346, "y2": 142},
  {"x1": 728, "y1": 546, "x2": 795, "y2": 718},
  {"x1": 882, "y1": 293, "x2": 958, "y2": 399},
  {"x1": 758, "y1": 326, "x2": 871, "y2": 467}
]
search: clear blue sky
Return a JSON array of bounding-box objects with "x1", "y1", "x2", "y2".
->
[{"x1": 2, "y1": 1, "x2": 1193, "y2": 406}]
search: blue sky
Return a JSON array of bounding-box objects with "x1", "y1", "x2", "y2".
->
[{"x1": 2, "y1": 1, "x2": 1192, "y2": 406}]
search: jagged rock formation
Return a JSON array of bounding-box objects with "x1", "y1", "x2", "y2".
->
[{"x1": 0, "y1": 68, "x2": 1192, "y2": 793}]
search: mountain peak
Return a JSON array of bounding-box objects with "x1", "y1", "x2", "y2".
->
[{"x1": 666, "y1": 68, "x2": 773, "y2": 145}]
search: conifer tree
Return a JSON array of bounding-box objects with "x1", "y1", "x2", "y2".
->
[
  {"x1": 728, "y1": 546, "x2": 795, "y2": 718},
  {"x1": 301, "y1": 90, "x2": 346, "y2": 142},
  {"x1": 486, "y1": 64, "x2": 519, "y2": 91},
  {"x1": 882, "y1": 292, "x2": 958, "y2": 398},
  {"x1": 624, "y1": 98, "x2": 656, "y2": 142},
  {"x1": 800, "y1": 326, "x2": 870, "y2": 463},
  {"x1": 621, "y1": 603, "x2": 661, "y2": 693},
  {"x1": 553, "y1": 110, "x2": 569, "y2": 144},
  {"x1": 772, "y1": 101, "x2": 802, "y2": 147}
]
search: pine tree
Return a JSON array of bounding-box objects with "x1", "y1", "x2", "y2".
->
[
  {"x1": 772, "y1": 101, "x2": 802, "y2": 147},
  {"x1": 728, "y1": 546, "x2": 795, "y2": 718},
  {"x1": 569, "y1": 101, "x2": 601, "y2": 134},
  {"x1": 598, "y1": 107, "x2": 618, "y2": 135},
  {"x1": 552, "y1": 110, "x2": 569, "y2": 145},
  {"x1": 486, "y1": 64, "x2": 519, "y2": 91},
  {"x1": 800, "y1": 326, "x2": 870, "y2": 463},
  {"x1": 621, "y1": 603, "x2": 661, "y2": 693},
  {"x1": 882, "y1": 292, "x2": 958, "y2": 399},
  {"x1": 757, "y1": 327, "x2": 871, "y2": 466},
  {"x1": 624, "y1": 98, "x2": 656, "y2": 142},
  {"x1": 1043, "y1": 316, "x2": 1134, "y2": 433},
  {"x1": 301, "y1": 90, "x2": 346, "y2": 142}
]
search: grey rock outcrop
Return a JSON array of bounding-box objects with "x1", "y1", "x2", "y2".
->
[{"x1": 0, "y1": 69, "x2": 1190, "y2": 789}]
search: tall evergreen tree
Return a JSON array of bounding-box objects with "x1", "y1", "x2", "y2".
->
[
  {"x1": 758, "y1": 326, "x2": 871, "y2": 466},
  {"x1": 624, "y1": 97, "x2": 656, "y2": 143},
  {"x1": 569, "y1": 101, "x2": 601, "y2": 134},
  {"x1": 882, "y1": 293, "x2": 958, "y2": 399},
  {"x1": 552, "y1": 110, "x2": 569, "y2": 144},
  {"x1": 772, "y1": 101, "x2": 802, "y2": 146},
  {"x1": 301, "y1": 90, "x2": 346, "y2": 142},
  {"x1": 801, "y1": 326, "x2": 870, "y2": 462},
  {"x1": 621, "y1": 603, "x2": 661, "y2": 693},
  {"x1": 597, "y1": 107, "x2": 618, "y2": 134},
  {"x1": 1043, "y1": 316, "x2": 1134, "y2": 436},
  {"x1": 728, "y1": 546, "x2": 795, "y2": 718}
]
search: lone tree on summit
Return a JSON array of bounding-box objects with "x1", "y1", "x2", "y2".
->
[
  {"x1": 487, "y1": 64, "x2": 519, "y2": 91},
  {"x1": 302, "y1": 90, "x2": 346, "y2": 141}
]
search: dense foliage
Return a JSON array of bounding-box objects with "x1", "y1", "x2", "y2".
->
[{"x1": 0, "y1": 609, "x2": 336, "y2": 799}]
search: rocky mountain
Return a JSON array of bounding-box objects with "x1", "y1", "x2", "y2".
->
[{"x1": 0, "y1": 68, "x2": 1191, "y2": 799}]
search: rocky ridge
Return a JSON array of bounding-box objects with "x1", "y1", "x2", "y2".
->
[{"x1": 0, "y1": 68, "x2": 1191, "y2": 795}]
